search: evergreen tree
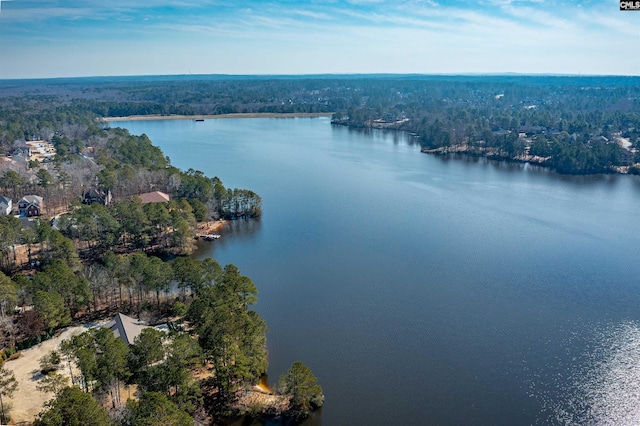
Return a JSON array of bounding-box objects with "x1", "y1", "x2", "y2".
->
[
  {"x1": 33, "y1": 291, "x2": 71, "y2": 330},
  {"x1": 0, "y1": 366, "x2": 18, "y2": 424},
  {"x1": 279, "y1": 361, "x2": 324, "y2": 417},
  {"x1": 124, "y1": 392, "x2": 192, "y2": 426},
  {"x1": 34, "y1": 386, "x2": 111, "y2": 426}
]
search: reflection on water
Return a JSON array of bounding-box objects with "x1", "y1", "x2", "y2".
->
[
  {"x1": 232, "y1": 411, "x2": 322, "y2": 426},
  {"x1": 222, "y1": 218, "x2": 263, "y2": 237},
  {"x1": 427, "y1": 151, "x2": 635, "y2": 186},
  {"x1": 338, "y1": 125, "x2": 420, "y2": 147},
  {"x1": 258, "y1": 374, "x2": 274, "y2": 394},
  {"x1": 546, "y1": 321, "x2": 640, "y2": 425},
  {"x1": 193, "y1": 218, "x2": 262, "y2": 258}
]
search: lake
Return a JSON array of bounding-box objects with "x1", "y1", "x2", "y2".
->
[{"x1": 113, "y1": 117, "x2": 640, "y2": 425}]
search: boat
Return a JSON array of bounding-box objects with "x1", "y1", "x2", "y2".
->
[
  {"x1": 203, "y1": 234, "x2": 221, "y2": 240},
  {"x1": 195, "y1": 119, "x2": 205, "y2": 122}
]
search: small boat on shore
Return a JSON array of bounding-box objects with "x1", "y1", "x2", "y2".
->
[{"x1": 203, "y1": 234, "x2": 221, "y2": 240}]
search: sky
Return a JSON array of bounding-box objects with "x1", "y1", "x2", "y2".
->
[{"x1": 0, "y1": 0, "x2": 638, "y2": 79}]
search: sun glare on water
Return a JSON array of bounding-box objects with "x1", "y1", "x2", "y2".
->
[{"x1": 552, "y1": 321, "x2": 640, "y2": 425}]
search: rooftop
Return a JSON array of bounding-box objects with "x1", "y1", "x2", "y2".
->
[
  {"x1": 138, "y1": 191, "x2": 170, "y2": 204},
  {"x1": 106, "y1": 313, "x2": 148, "y2": 346}
]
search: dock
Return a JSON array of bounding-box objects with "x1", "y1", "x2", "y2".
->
[{"x1": 197, "y1": 234, "x2": 221, "y2": 241}]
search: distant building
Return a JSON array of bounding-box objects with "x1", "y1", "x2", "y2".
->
[
  {"x1": 25, "y1": 140, "x2": 56, "y2": 162},
  {"x1": 83, "y1": 188, "x2": 112, "y2": 206},
  {"x1": 138, "y1": 191, "x2": 170, "y2": 204},
  {"x1": 10, "y1": 145, "x2": 31, "y2": 158},
  {"x1": 18, "y1": 195, "x2": 43, "y2": 217},
  {"x1": 0, "y1": 196, "x2": 12, "y2": 216},
  {"x1": 10, "y1": 145, "x2": 31, "y2": 163}
]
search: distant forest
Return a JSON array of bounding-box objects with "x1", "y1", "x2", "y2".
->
[{"x1": 1, "y1": 74, "x2": 639, "y2": 175}]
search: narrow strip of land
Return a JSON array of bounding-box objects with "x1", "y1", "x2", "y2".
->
[{"x1": 102, "y1": 112, "x2": 334, "y2": 122}]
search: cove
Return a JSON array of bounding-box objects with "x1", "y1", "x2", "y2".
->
[{"x1": 113, "y1": 117, "x2": 640, "y2": 425}]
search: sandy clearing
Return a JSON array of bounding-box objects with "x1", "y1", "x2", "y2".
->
[
  {"x1": 2, "y1": 324, "x2": 97, "y2": 424},
  {"x1": 197, "y1": 220, "x2": 227, "y2": 234}
]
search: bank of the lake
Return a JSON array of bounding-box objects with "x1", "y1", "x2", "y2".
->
[
  {"x1": 102, "y1": 112, "x2": 333, "y2": 122},
  {"x1": 113, "y1": 116, "x2": 640, "y2": 425}
]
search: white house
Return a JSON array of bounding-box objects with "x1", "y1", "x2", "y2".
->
[{"x1": 0, "y1": 196, "x2": 12, "y2": 216}]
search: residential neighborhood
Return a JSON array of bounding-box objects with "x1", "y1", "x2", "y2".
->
[
  {"x1": 0, "y1": 194, "x2": 45, "y2": 217},
  {"x1": 7, "y1": 140, "x2": 56, "y2": 163}
]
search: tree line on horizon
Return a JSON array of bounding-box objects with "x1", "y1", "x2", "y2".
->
[{"x1": 2, "y1": 75, "x2": 638, "y2": 175}]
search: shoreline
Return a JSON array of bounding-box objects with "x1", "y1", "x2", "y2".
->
[
  {"x1": 102, "y1": 112, "x2": 334, "y2": 122},
  {"x1": 197, "y1": 219, "x2": 227, "y2": 234}
]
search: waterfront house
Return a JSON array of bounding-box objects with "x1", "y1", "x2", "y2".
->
[
  {"x1": 138, "y1": 191, "x2": 170, "y2": 204},
  {"x1": 18, "y1": 195, "x2": 43, "y2": 217},
  {"x1": 0, "y1": 196, "x2": 11, "y2": 215},
  {"x1": 106, "y1": 313, "x2": 149, "y2": 346},
  {"x1": 105, "y1": 312, "x2": 167, "y2": 345}
]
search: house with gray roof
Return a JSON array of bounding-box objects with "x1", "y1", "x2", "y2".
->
[
  {"x1": 18, "y1": 195, "x2": 43, "y2": 217},
  {"x1": 106, "y1": 313, "x2": 150, "y2": 346}
]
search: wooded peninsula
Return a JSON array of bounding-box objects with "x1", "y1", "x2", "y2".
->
[{"x1": 0, "y1": 76, "x2": 330, "y2": 426}]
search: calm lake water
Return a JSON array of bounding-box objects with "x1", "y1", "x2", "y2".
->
[{"x1": 113, "y1": 117, "x2": 640, "y2": 425}]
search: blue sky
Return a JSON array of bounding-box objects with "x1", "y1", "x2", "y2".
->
[{"x1": 0, "y1": 0, "x2": 638, "y2": 78}]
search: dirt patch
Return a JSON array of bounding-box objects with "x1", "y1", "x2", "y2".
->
[
  {"x1": 234, "y1": 387, "x2": 290, "y2": 417},
  {"x1": 197, "y1": 220, "x2": 227, "y2": 235},
  {"x1": 2, "y1": 325, "x2": 92, "y2": 424}
]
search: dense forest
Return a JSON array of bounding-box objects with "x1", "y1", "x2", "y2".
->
[
  {"x1": 328, "y1": 76, "x2": 640, "y2": 175},
  {"x1": 1, "y1": 75, "x2": 639, "y2": 175}
]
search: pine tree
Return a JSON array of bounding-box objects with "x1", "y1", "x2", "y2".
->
[
  {"x1": 0, "y1": 366, "x2": 18, "y2": 424},
  {"x1": 279, "y1": 361, "x2": 324, "y2": 417}
]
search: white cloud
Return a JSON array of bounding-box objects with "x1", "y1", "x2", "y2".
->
[
  {"x1": 290, "y1": 9, "x2": 332, "y2": 20},
  {"x1": 0, "y1": 0, "x2": 638, "y2": 77}
]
